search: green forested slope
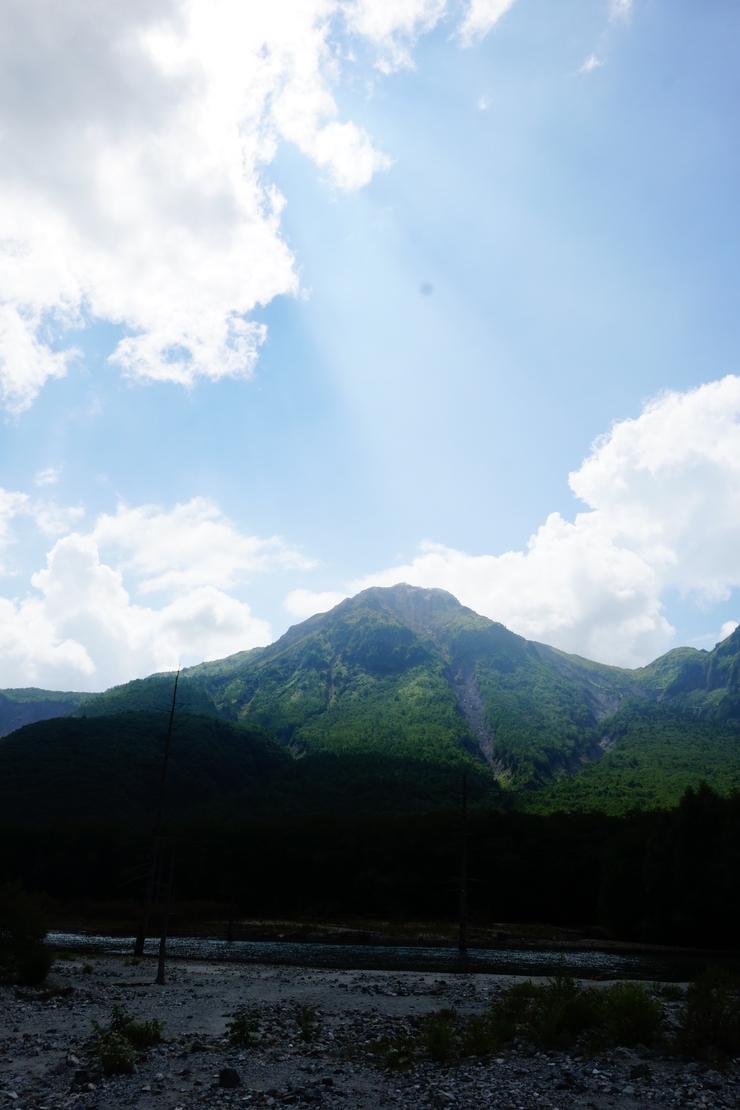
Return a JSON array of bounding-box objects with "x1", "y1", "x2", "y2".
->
[
  {"x1": 0, "y1": 711, "x2": 499, "y2": 825},
  {"x1": 69, "y1": 673, "x2": 219, "y2": 719},
  {"x1": 523, "y1": 701, "x2": 740, "y2": 815},
  {"x1": 183, "y1": 585, "x2": 611, "y2": 787},
  {"x1": 0, "y1": 712, "x2": 287, "y2": 825},
  {"x1": 0, "y1": 688, "x2": 88, "y2": 739},
  {"x1": 2, "y1": 587, "x2": 739, "y2": 805}
]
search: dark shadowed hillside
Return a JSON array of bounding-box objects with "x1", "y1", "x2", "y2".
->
[
  {"x1": 0, "y1": 712, "x2": 288, "y2": 825},
  {"x1": 0, "y1": 688, "x2": 88, "y2": 739}
]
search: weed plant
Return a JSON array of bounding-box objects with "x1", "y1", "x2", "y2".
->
[
  {"x1": 420, "y1": 1010, "x2": 458, "y2": 1062},
  {"x1": 402, "y1": 976, "x2": 662, "y2": 1065},
  {"x1": 94, "y1": 1003, "x2": 164, "y2": 1072},
  {"x1": 363, "y1": 1031, "x2": 419, "y2": 1071},
  {"x1": 227, "y1": 1008, "x2": 261, "y2": 1048},
  {"x1": 296, "y1": 1006, "x2": 321, "y2": 1043},
  {"x1": 675, "y1": 968, "x2": 740, "y2": 1059},
  {"x1": 98, "y1": 1032, "x2": 136, "y2": 1075},
  {"x1": 108, "y1": 1004, "x2": 164, "y2": 1049}
]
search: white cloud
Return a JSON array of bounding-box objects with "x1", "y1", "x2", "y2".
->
[
  {"x1": 284, "y1": 588, "x2": 348, "y2": 619},
  {"x1": 0, "y1": 494, "x2": 302, "y2": 689},
  {"x1": 346, "y1": 0, "x2": 447, "y2": 72},
  {"x1": 720, "y1": 621, "x2": 739, "y2": 642},
  {"x1": 458, "y1": 0, "x2": 517, "y2": 47},
  {"x1": 32, "y1": 502, "x2": 85, "y2": 537},
  {"x1": 610, "y1": 0, "x2": 632, "y2": 19},
  {"x1": 91, "y1": 498, "x2": 313, "y2": 595},
  {"x1": 34, "y1": 467, "x2": 59, "y2": 487},
  {"x1": 580, "y1": 54, "x2": 603, "y2": 74},
  {"x1": 0, "y1": 488, "x2": 30, "y2": 568},
  {"x1": 0, "y1": 0, "x2": 514, "y2": 412},
  {"x1": 292, "y1": 376, "x2": 740, "y2": 668}
]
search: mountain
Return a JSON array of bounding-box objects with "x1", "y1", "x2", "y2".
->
[
  {"x1": 2, "y1": 585, "x2": 739, "y2": 800},
  {"x1": 181, "y1": 585, "x2": 611, "y2": 788},
  {"x1": 0, "y1": 687, "x2": 88, "y2": 739},
  {"x1": 181, "y1": 585, "x2": 740, "y2": 792}
]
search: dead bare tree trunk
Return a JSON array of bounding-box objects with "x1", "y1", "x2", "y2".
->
[
  {"x1": 227, "y1": 894, "x2": 235, "y2": 943},
  {"x1": 155, "y1": 840, "x2": 175, "y2": 986},
  {"x1": 134, "y1": 670, "x2": 180, "y2": 957},
  {"x1": 458, "y1": 772, "x2": 468, "y2": 958}
]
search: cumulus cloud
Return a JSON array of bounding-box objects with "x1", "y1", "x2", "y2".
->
[
  {"x1": 458, "y1": 0, "x2": 517, "y2": 47},
  {"x1": 290, "y1": 377, "x2": 740, "y2": 668},
  {"x1": 91, "y1": 499, "x2": 314, "y2": 595},
  {"x1": 346, "y1": 0, "x2": 447, "y2": 72},
  {"x1": 284, "y1": 588, "x2": 348, "y2": 619},
  {"x1": 0, "y1": 0, "x2": 511, "y2": 412},
  {"x1": 0, "y1": 495, "x2": 302, "y2": 689}
]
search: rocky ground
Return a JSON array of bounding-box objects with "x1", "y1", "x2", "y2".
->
[{"x1": 1, "y1": 955, "x2": 738, "y2": 1110}]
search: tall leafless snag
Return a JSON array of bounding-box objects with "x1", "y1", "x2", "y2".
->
[
  {"x1": 459, "y1": 772, "x2": 468, "y2": 958},
  {"x1": 155, "y1": 839, "x2": 175, "y2": 986},
  {"x1": 134, "y1": 670, "x2": 180, "y2": 958}
]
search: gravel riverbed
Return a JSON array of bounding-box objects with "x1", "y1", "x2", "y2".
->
[{"x1": 1, "y1": 956, "x2": 738, "y2": 1110}]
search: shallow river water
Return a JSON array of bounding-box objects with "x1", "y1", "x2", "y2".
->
[{"x1": 46, "y1": 931, "x2": 739, "y2": 980}]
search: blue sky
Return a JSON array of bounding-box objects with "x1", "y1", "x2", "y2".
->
[{"x1": 1, "y1": 0, "x2": 739, "y2": 688}]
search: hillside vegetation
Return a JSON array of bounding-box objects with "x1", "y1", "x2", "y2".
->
[
  {"x1": 2, "y1": 586, "x2": 740, "y2": 813},
  {"x1": 183, "y1": 586, "x2": 613, "y2": 788},
  {"x1": 524, "y1": 701, "x2": 740, "y2": 815}
]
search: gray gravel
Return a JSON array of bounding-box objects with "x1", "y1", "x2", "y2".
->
[{"x1": 1, "y1": 956, "x2": 739, "y2": 1110}]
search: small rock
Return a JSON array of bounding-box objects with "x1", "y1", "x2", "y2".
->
[
  {"x1": 622, "y1": 1085, "x2": 635, "y2": 1096},
  {"x1": 219, "y1": 1068, "x2": 241, "y2": 1089},
  {"x1": 66, "y1": 1053, "x2": 81, "y2": 1067},
  {"x1": 630, "y1": 1063, "x2": 651, "y2": 1081}
]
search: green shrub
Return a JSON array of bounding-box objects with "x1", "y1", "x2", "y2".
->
[
  {"x1": 369, "y1": 1032, "x2": 419, "y2": 1071},
  {"x1": 94, "y1": 1003, "x2": 164, "y2": 1065},
  {"x1": 485, "y1": 975, "x2": 660, "y2": 1054},
  {"x1": 531, "y1": 974, "x2": 604, "y2": 1051},
  {"x1": 81, "y1": 962, "x2": 94, "y2": 974},
  {"x1": 98, "y1": 1032, "x2": 136, "y2": 1075},
  {"x1": 676, "y1": 968, "x2": 740, "y2": 1058},
  {"x1": 15, "y1": 942, "x2": 54, "y2": 987},
  {"x1": 109, "y1": 1004, "x2": 164, "y2": 1050},
  {"x1": 227, "y1": 1008, "x2": 261, "y2": 1047},
  {"x1": 420, "y1": 1009, "x2": 458, "y2": 1063},
  {"x1": 0, "y1": 885, "x2": 51, "y2": 985},
  {"x1": 461, "y1": 1014, "x2": 498, "y2": 1057},
  {"x1": 296, "y1": 1006, "x2": 321, "y2": 1043},
  {"x1": 602, "y1": 982, "x2": 661, "y2": 1047}
]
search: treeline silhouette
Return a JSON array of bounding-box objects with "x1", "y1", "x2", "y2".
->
[{"x1": 2, "y1": 783, "x2": 739, "y2": 949}]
